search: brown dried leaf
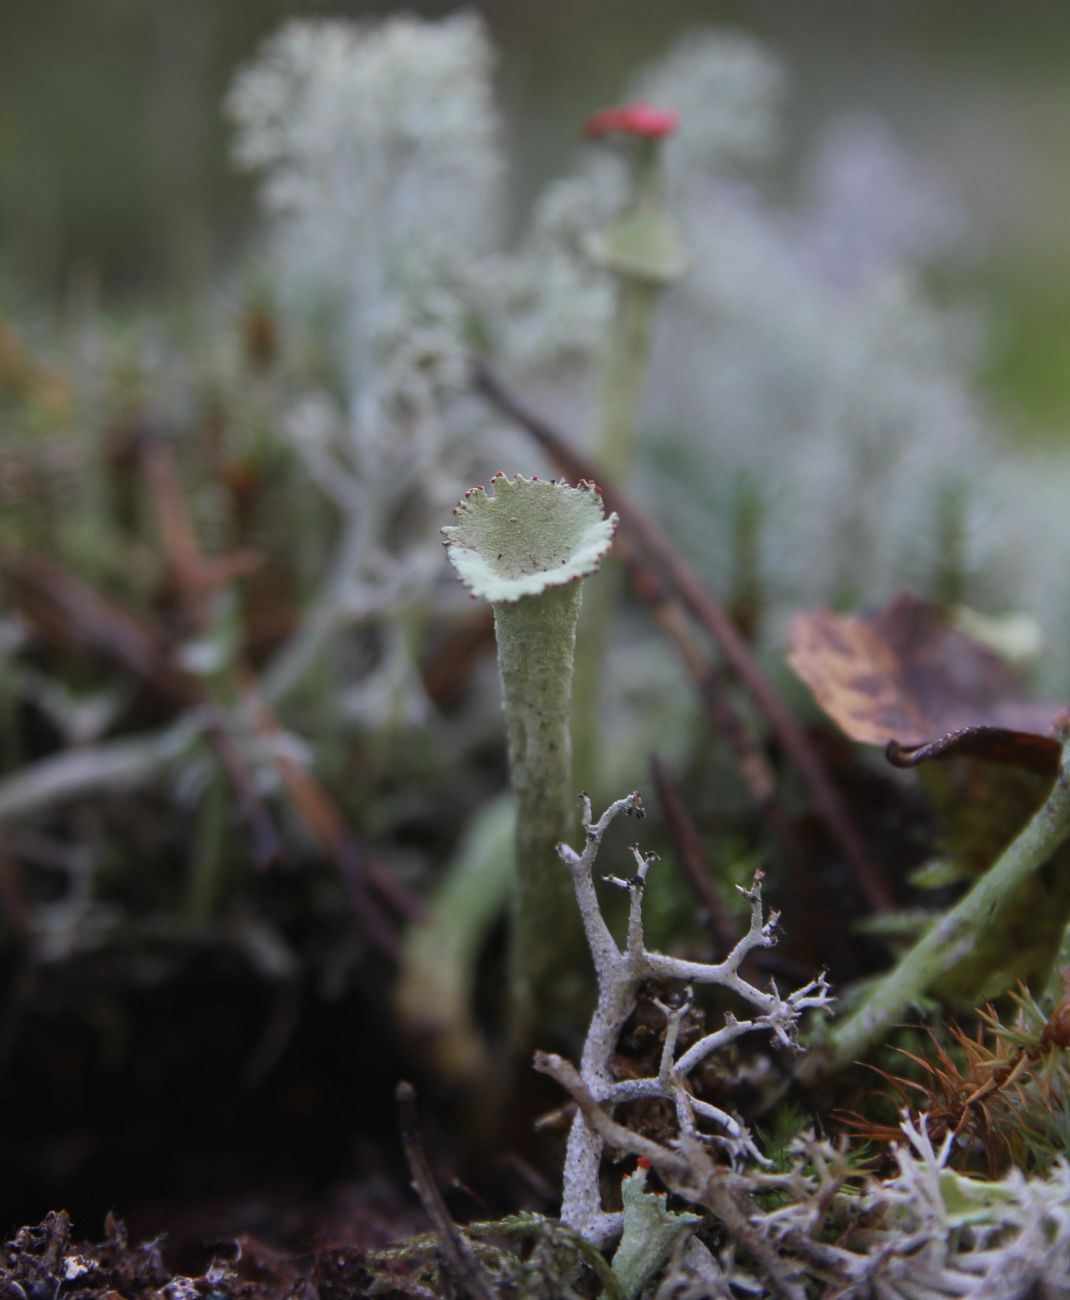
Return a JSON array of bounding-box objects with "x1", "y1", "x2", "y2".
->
[{"x1": 788, "y1": 594, "x2": 1063, "y2": 773}]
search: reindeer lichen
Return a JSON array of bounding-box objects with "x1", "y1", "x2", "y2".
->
[{"x1": 537, "y1": 792, "x2": 832, "y2": 1249}]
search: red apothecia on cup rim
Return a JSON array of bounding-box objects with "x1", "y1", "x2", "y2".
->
[{"x1": 584, "y1": 102, "x2": 679, "y2": 140}]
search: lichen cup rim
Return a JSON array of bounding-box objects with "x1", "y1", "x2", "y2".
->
[{"x1": 442, "y1": 472, "x2": 619, "y2": 604}]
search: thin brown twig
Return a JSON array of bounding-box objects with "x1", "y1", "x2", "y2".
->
[
  {"x1": 136, "y1": 432, "x2": 408, "y2": 956},
  {"x1": 240, "y1": 675, "x2": 418, "y2": 955},
  {"x1": 625, "y1": 560, "x2": 772, "y2": 795},
  {"x1": 624, "y1": 549, "x2": 798, "y2": 853},
  {"x1": 1, "y1": 431, "x2": 410, "y2": 958},
  {"x1": 0, "y1": 549, "x2": 282, "y2": 868},
  {"x1": 649, "y1": 753, "x2": 738, "y2": 955},
  {"x1": 471, "y1": 361, "x2": 892, "y2": 913},
  {"x1": 139, "y1": 429, "x2": 260, "y2": 626},
  {"x1": 395, "y1": 1081, "x2": 499, "y2": 1300}
]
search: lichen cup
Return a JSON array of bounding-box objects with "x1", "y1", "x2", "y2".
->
[{"x1": 444, "y1": 473, "x2": 618, "y2": 1042}]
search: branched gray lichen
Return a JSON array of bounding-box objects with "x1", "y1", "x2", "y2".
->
[
  {"x1": 536, "y1": 792, "x2": 832, "y2": 1251},
  {"x1": 530, "y1": 795, "x2": 1070, "y2": 1296},
  {"x1": 765, "y1": 1116, "x2": 1070, "y2": 1297}
]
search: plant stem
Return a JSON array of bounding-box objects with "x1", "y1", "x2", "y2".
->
[
  {"x1": 800, "y1": 733, "x2": 1070, "y2": 1083},
  {"x1": 573, "y1": 278, "x2": 660, "y2": 788},
  {"x1": 495, "y1": 584, "x2": 586, "y2": 1041},
  {"x1": 596, "y1": 279, "x2": 660, "y2": 484}
]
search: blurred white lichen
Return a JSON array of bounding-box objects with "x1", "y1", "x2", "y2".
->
[
  {"x1": 788, "y1": 114, "x2": 969, "y2": 289},
  {"x1": 474, "y1": 28, "x2": 1070, "y2": 673},
  {"x1": 228, "y1": 12, "x2": 502, "y2": 454},
  {"x1": 645, "y1": 111, "x2": 996, "y2": 623},
  {"x1": 618, "y1": 37, "x2": 1000, "y2": 636},
  {"x1": 228, "y1": 12, "x2": 501, "y2": 309},
  {"x1": 630, "y1": 30, "x2": 786, "y2": 177},
  {"x1": 229, "y1": 16, "x2": 1070, "y2": 677},
  {"x1": 482, "y1": 168, "x2": 619, "y2": 371},
  {"x1": 228, "y1": 13, "x2": 507, "y2": 717}
]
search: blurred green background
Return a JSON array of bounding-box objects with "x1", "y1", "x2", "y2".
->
[{"x1": 2, "y1": 0, "x2": 1070, "y2": 430}]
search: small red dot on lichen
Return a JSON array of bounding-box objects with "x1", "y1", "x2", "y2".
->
[{"x1": 636, "y1": 1156, "x2": 651, "y2": 1169}]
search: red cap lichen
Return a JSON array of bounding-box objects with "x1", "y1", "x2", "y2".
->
[{"x1": 584, "y1": 102, "x2": 678, "y2": 140}]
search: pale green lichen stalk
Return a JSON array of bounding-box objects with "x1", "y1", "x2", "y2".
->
[
  {"x1": 443, "y1": 474, "x2": 617, "y2": 1040},
  {"x1": 572, "y1": 107, "x2": 685, "y2": 787}
]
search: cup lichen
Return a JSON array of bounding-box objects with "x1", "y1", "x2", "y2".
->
[
  {"x1": 572, "y1": 103, "x2": 685, "y2": 789},
  {"x1": 443, "y1": 473, "x2": 618, "y2": 1039}
]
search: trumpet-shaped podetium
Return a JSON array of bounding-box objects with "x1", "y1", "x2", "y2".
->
[
  {"x1": 583, "y1": 101, "x2": 686, "y2": 297},
  {"x1": 444, "y1": 473, "x2": 618, "y2": 1041},
  {"x1": 571, "y1": 102, "x2": 685, "y2": 789}
]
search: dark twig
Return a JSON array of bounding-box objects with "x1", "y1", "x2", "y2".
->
[
  {"x1": 241, "y1": 676, "x2": 413, "y2": 957},
  {"x1": 0, "y1": 550, "x2": 282, "y2": 868},
  {"x1": 624, "y1": 552, "x2": 803, "y2": 868},
  {"x1": 471, "y1": 362, "x2": 892, "y2": 913},
  {"x1": 139, "y1": 428, "x2": 260, "y2": 627},
  {"x1": 395, "y1": 1081, "x2": 498, "y2": 1300},
  {"x1": 0, "y1": 847, "x2": 32, "y2": 945},
  {"x1": 649, "y1": 754, "x2": 738, "y2": 954},
  {"x1": 136, "y1": 432, "x2": 407, "y2": 956},
  {"x1": 626, "y1": 556, "x2": 774, "y2": 798}
]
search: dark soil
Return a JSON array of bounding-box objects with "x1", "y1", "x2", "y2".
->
[{"x1": 0, "y1": 1207, "x2": 394, "y2": 1300}]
